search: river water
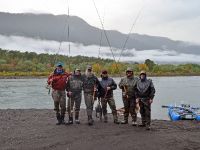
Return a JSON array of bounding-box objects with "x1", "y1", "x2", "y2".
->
[{"x1": 0, "y1": 77, "x2": 200, "y2": 120}]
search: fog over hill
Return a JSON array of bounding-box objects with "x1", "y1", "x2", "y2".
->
[{"x1": 0, "y1": 12, "x2": 200, "y2": 63}]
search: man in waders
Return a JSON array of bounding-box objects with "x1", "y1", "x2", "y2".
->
[
  {"x1": 99, "y1": 70, "x2": 120, "y2": 124},
  {"x1": 66, "y1": 68, "x2": 83, "y2": 124},
  {"x1": 118, "y1": 67, "x2": 138, "y2": 126},
  {"x1": 47, "y1": 62, "x2": 70, "y2": 125},
  {"x1": 135, "y1": 70, "x2": 155, "y2": 130},
  {"x1": 83, "y1": 65, "x2": 100, "y2": 125}
]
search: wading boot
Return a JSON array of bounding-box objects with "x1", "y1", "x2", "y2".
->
[
  {"x1": 120, "y1": 119, "x2": 128, "y2": 124},
  {"x1": 60, "y1": 114, "x2": 66, "y2": 125},
  {"x1": 139, "y1": 124, "x2": 146, "y2": 127},
  {"x1": 56, "y1": 113, "x2": 62, "y2": 125},
  {"x1": 113, "y1": 115, "x2": 120, "y2": 124},
  {"x1": 88, "y1": 115, "x2": 94, "y2": 126},
  {"x1": 131, "y1": 121, "x2": 138, "y2": 126},
  {"x1": 104, "y1": 115, "x2": 108, "y2": 123},
  {"x1": 68, "y1": 116, "x2": 73, "y2": 124},
  {"x1": 139, "y1": 121, "x2": 146, "y2": 127},
  {"x1": 114, "y1": 119, "x2": 120, "y2": 124},
  {"x1": 75, "y1": 112, "x2": 80, "y2": 124},
  {"x1": 146, "y1": 124, "x2": 151, "y2": 130}
]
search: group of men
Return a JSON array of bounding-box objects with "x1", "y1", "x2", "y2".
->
[{"x1": 47, "y1": 63, "x2": 155, "y2": 130}]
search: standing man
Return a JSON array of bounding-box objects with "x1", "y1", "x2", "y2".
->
[
  {"x1": 135, "y1": 70, "x2": 155, "y2": 130},
  {"x1": 83, "y1": 65, "x2": 100, "y2": 126},
  {"x1": 118, "y1": 67, "x2": 138, "y2": 126},
  {"x1": 47, "y1": 62, "x2": 70, "y2": 125},
  {"x1": 66, "y1": 68, "x2": 83, "y2": 124},
  {"x1": 99, "y1": 70, "x2": 120, "y2": 124}
]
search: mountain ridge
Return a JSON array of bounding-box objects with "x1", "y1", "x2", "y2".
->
[{"x1": 0, "y1": 12, "x2": 200, "y2": 54}]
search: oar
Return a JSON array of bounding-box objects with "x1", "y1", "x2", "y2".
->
[
  {"x1": 162, "y1": 105, "x2": 200, "y2": 110},
  {"x1": 161, "y1": 105, "x2": 171, "y2": 108},
  {"x1": 162, "y1": 105, "x2": 200, "y2": 114}
]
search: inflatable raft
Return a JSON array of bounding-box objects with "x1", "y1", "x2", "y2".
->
[{"x1": 162, "y1": 104, "x2": 200, "y2": 121}]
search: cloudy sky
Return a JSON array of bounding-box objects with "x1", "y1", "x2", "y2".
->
[{"x1": 0, "y1": 0, "x2": 200, "y2": 44}]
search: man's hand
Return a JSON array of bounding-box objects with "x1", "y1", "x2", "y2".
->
[
  {"x1": 107, "y1": 87, "x2": 111, "y2": 91},
  {"x1": 136, "y1": 98, "x2": 140, "y2": 103},
  {"x1": 149, "y1": 99, "x2": 153, "y2": 104},
  {"x1": 94, "y1": 87, "x2": 97, "y2": 91}
]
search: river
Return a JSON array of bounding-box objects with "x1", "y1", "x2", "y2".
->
[{"x1": 0, "y1": 76, "x2": 200, "y2": 120}]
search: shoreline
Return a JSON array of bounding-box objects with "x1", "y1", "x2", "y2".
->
[
  {"x1": 0, "y1": 109, "x2": 200, "y2": 150},
  {"x1": 1, "y1": 74, "x2": 200, "y2": 79}
]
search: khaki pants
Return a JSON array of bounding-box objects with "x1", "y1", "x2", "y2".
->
[
  {"x1": 67, "y1": 92, "x2": 82, "y2": 116},
  {"x1": 52, "y1": 90, "x2": 66, "y2": 115},
  {"x1": 84, "y1": 93, "x2": 94, "y2": 116}
]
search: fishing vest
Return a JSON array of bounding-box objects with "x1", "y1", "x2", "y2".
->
[
  {"x1": 83, "y1": 74, "x2": 98, "y2": 93},
  {"x1": 68, "y1": 75, "x2": 83, "y2": 93},
  {"x1": 119, "y1": 76, "x2": 138, "y2": 97}
]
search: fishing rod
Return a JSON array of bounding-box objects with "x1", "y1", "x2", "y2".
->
[
  {"x1": 92, "y1": 0, "x2": 145, "y2": 76},
  {"x1": 92, "y1": 0, "x2": 121, "y2": 75},
  {"x1": 137, "y1": 98, "x2": 151, "y2": 111},
  {"x1": 98, "y1": 4, "x2": 106, "y2": 58},
  {"x1": 53, "y1": 0, "x2": 71, "y2": 67},
  {"x1": 67, "y1": 0, "x2": 71, "y2": 72},
  {"x1": 66, "y1": 0, "x2": 73, "y2": 121},
  {"x1": 122, "y1": 85, "x2": 128, "y2": 99},
  {"x1": 92, "y1": 0, "x2": 116, "y2": 62},
  {"x1": 102, "y1": 82, "x2": 110, "y2": 99},
  {"x1": 117, "y1": 3, "x2": 144, "y2": 62},
  {"x1": 53, "y1": 19, "x2": 68, "y2": 65}
]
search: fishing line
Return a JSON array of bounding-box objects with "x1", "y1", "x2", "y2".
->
[
  {"x1": 54, "y1": 0, "x2": 71, "y2": 66},
  {"x1": 98, "y1": 5, "x2": 106, "y2": 58},
  {"x1": 92, "y1": 0, "x2": 121, "y2": 75},
  {"x1": 118, "y1": 1, "x2": 145, "y2": 62},
  {"x1": 92, "y1": 0, "x2": 117, "y2": 63}
]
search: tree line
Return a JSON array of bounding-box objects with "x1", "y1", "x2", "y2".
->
[{"x1": 1, "y1": 48, "x2": 200, "y2": 77}]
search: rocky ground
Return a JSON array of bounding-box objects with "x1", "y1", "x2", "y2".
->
[{"x1": 0, "y1": 109, "x2": 200, "y2": 150}]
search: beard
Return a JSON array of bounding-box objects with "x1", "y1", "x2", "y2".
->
[{"x1": 85, "y1": 70, "x2": 93, "y2": 77}]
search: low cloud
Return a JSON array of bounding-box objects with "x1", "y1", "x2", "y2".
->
[{"x1": 1, "y1": 34, "x2": 200, "y2": 64}]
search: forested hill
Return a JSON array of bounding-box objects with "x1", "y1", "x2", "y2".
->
[
  {"x1": 1, "y1": 48, "x2": 200, "y2": 77},
  {"x1": 0, "y1": 48, "x2": 115, "y2": 73}
]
